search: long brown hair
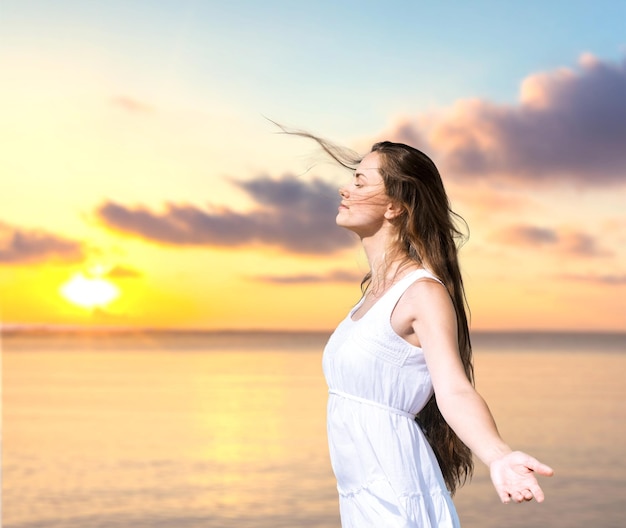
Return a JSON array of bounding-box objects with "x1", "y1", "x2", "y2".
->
[
  {"x1": 281, "y1": 127, "x2": 474, "y2": 494},
  {"x1": 371, "y1": 141, "x2": 474, "y2": 495}
]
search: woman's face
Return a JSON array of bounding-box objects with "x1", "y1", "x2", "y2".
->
[{"x1": 336, "y1": 151, "x2": 394, "y2": 237}]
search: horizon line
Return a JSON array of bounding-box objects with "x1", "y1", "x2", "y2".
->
[{"x1": 2, "y1": 323, "x2": 625, "y2": 336}]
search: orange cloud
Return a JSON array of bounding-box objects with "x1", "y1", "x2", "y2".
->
[
  {"x1": 557, "y1": 273, "x2": 626, "y2": 285},
  {"x1": 492, "y1": 224, "x2": 611, "y2": 257},
  {"x1": 105, "y1": 265, "x2": 142, "y2": 278},
  {"x1": 447, "y1": 183, "x2": 533, "y2": 214}
]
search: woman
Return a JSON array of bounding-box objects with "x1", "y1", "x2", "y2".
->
[{"x1": 313, "y1": 138, "x2": 554, "y2": 527}]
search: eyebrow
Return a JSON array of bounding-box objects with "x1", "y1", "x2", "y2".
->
[{"x1": 354, "y1": 171, "x2": 368, "y2": 180}]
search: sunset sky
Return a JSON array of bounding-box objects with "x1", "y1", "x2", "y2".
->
[{"x1": 1, "y1": 1, "x2": 625, "y2": 331}]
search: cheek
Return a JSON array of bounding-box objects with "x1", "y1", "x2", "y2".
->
[{"x1": 355, "y1": 191, "x2": 386, "y2": 205}]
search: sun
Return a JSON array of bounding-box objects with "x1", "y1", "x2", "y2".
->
[{"x1": 60, "y1": 272, "x2": 120, "y2": 308}]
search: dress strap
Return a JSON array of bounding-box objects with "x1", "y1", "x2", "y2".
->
[
  {"x1": 329, "y1": 389, "x2": 417, "y2": 419},
  {"x1": 379, "y1": 268, "x2": 444, "y2": 313}
]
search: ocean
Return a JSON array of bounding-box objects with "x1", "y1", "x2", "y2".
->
[{"x1": 3, "y1": 330, "x2": 625, "y2": 528}]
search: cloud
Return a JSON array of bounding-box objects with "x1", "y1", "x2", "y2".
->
[
  {"x1": 388, "y1": 53, "x2": 626, "y2": 185},
  {"x1": 111, "y1": 95, "x2": 154, "y2": 113},
  {"x1": 558, "y1": 273, "x2": 626, "y2": 285},
  {"x1": 0, "y1": 222, "x2": 83, "y2": 265},
  {"x1": 498, "y1": 225, "x2": 558, "y2": 245},
  {"x1": 492, "y1": 224, "x2": 610, "y2": 257},
  {"x1": 105, "y1": 265, "x2": 142, "y2": 278},
  {"x1": 382, "y1": 119, "x2": 430, "y2": 148},
  {"x1": 251, "y1": 269, "x2": 363, "y2": 284},
  {"x1": 560, "y1": 231, "x2": 609, "y2": 257},
  {"x1": 96, "y1": 175, "x2": 354, "y2": 254},
  {"x1": 448, "y1": 185, "x2": 533, "y2": 214}
]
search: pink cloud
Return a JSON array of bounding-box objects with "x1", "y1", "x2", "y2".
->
[
  {"x1": 386, "y1": 53, "x2": 626, "y2": 185},
  {"x1": 111, "y1": 95, "x2": 154, "y2": 114}
]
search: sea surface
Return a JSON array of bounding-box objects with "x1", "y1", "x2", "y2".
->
[{"x1": 3, "y1": 330, "x2": 626, "y2": 528}]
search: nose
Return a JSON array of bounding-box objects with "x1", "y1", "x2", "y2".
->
[{"x1": 338, "y1": 187, "x2": 349, "y2": 198}]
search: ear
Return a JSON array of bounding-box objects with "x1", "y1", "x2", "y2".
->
[{"x1": 384, "y1": 201, "x2": 404, "y2": 220}]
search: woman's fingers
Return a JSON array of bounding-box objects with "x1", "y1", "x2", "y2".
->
[
  {"x1": 529, "y1": 481, "x2": 546, "y2": 503},
  {"x1": 520, "y1": 453, "x2": 555, "y2": 477},
  {"x1": 506, "y1": 489, "x2": 534, "y2": 503},
  {"x1": 498, "y1": 488, "x2": 511, "y2": 504},
  {"x1": 521, "y1": 488, "x2": 534, "y2": 501},
  {"x1": 491, "y1": 451, "x2": 554, "y2": 504}
]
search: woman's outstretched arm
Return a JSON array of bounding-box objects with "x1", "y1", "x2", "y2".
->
[{"x1": 402, "y1": 279, "x2": 554, "y2": 503}]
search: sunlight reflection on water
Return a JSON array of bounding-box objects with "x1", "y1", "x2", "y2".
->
[{"x1": 3, "y1": 332, "x2": 626, "y2": 527}]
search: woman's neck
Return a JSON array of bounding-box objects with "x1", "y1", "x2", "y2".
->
[{"x1": 361, "y1": 231, "x2": 417, "y2": 292}]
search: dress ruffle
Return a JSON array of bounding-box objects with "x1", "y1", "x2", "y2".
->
[{"x1": 338, "y1": 478, "x2": 459, "y2": 528}]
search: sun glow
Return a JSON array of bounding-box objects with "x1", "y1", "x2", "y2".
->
[{"x1": 60, "y1": 273, "x2": 120, "y2": 308}]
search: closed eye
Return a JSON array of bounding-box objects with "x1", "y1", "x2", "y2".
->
[{"x1": 353, "y1": 173, "x2": 365, "y2": 187}]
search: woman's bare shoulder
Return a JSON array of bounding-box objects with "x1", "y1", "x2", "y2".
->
[
  {"x1": 401, "y1": 276, "x2": 452, "y2": 311},
  {"x1": 392, "y1": 276, "x2": 454, "y2": 343}
]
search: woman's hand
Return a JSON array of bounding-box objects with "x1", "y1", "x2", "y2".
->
[{"x1": 489, "y1": 451, "x2": 554, "y2": 504}]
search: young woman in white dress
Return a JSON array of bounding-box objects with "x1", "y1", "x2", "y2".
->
[{"x1": 313, "y1": 138, "x2": 554, "y2": 527}]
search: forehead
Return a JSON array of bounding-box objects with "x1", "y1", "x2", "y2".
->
[{"x1": 355, "y1": 151, "x2": 382, "y2": 176}]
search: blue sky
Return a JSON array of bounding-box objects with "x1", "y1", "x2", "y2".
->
[{"x1": 4, "y1": 0, "x2": 625, "y2": 136}]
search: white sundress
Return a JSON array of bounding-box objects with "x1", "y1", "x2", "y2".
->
[{"x1": 322, "y1": 268, "x2": 461, "y2": 527}]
